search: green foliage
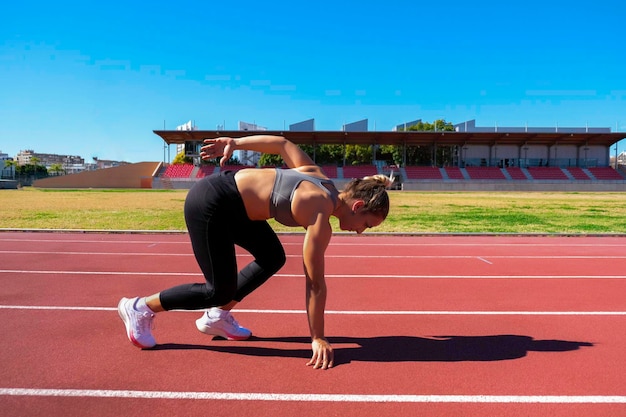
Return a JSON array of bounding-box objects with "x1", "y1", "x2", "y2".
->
[
  {"x1": 48, "y1": 163, "x2": 64, "y2": 176},
  {"x1": 378, "y1": 145, "x2": 403, "y2": 166},
  {"x1": 172, "y1": 151, "x2": 193, "y2": 165},
  {"x1": 16, "y1": 164, "x2": 48, "y2": 177},
  {"x1": 259, "y1": 153, "x2": 284, "y2": 167},
  {"x1": 388, "y1": 119, "x2": 457, "y2": 166},
  {"x1": 314, "y1": 145, "x2": 345, "y2": 165},
  {"x1": 404, "y1": 119, "x2": 455, "y2": 132},
  {"x1": 345, "y1": 145, "x2": 373, "y2": 165}
]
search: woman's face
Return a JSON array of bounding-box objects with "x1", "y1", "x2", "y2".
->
[{"x1": 338, "y1": 201, "x2": 384, "y2": 234}]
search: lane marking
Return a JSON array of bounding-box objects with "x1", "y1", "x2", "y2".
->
[
  {"x1": 1, "y1": 237, "x2": 626, "y2": 249},
  {"x1": 1, "y1": 388, "x2": 625, "y2": 403},
  {"x1": 1, "y1": 305, "x2": 625, "y2": 315},
  {"x1": 3, "y1": 250, "x2": 626, "y2": 260},
  {"x1": 477, "y1": 257, "x2": 493, "y2": 264},
  {"x1": 1, "y1": 270, "x2": 625, "y2": 279}
]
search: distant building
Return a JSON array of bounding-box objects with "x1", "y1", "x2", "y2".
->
[
  {"x1": 454, "y1": 119, "x2": 611, "y2": 134},
  {"x1": 175, "y1": 120, "x2": 198, "y2": 157},
  {"x1": 392, "y1": 119, "x2": 422, "y2": 131},
  {"x1": 16, "y1": 150, "x2": 85, "y2": 174},
  {"x1": 92, "y1": 157, "x2": 129, "y2": 169},
  {"x1": 342, "y1": 119, "x2": 368, "y2": 132},
  {"x1": 236, "y1": 121, "x2": 267, "y2": 166},
  {"x1": 289, "y1": 119, "x2": 315, "y2": 131},
  {"x1": 0, "y1": 150, "x2": 13, "y2": 179}
]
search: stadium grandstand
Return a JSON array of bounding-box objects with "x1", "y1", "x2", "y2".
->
[
  {"x1": 149, "y1": 120, "x2": 626, "y2": 191},
  {"x1": 31, "y1": 119, "x2": 626, "y2": 191}
]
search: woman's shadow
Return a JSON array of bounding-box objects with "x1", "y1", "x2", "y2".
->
[{"x1": 152, "y1": 334, "x2": 593, "y2": 366}]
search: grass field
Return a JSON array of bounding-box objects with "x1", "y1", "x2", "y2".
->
[{"x1": 1, "y1": 187, "x2": 625, "y2": 234}]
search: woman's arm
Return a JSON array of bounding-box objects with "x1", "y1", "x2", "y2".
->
[
  {"x1": 302, "y1": 212, "x2": 334, "y2": 370},
  {"x1": 200, "y1": 135, "x2": 315, "y2": 168}
]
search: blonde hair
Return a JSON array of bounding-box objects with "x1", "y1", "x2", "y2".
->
[{"x1": 341, "y1": 174, "x2": 391, "y2": 219}]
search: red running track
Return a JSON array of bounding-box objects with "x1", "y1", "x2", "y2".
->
[{"x1": 1, "y1": 231, "x2": 626, "y2": 417}]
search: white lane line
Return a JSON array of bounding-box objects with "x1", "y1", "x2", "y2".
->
[
  {"x1": 0, "y1": 250, "x2": 192, "y2": 256},
  {"x1": 1, "y1": 305, "x2": 625, "y2": 316},
  {"x1": 1, "y1": 237, "x2": 626, "y2": 249},
  {"x1": 477, "y1": 257, "x2": 493, "y2": 264},
  {"x1": 0, "y1": 269, "x2": 200, "y2": 276},
  {"x1": 0, "y1": 388, "x2": 625, "y2": 403},
  {"x1": 4, "y1": 250, "x2": 626, "y2": 260},
  {"x1": 2, "y1": 270, "x2": 625, "y2": 279}
]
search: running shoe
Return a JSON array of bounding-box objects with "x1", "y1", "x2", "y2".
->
[
  {"x1": 195, "y1": 308, "x2": 251, "y2": 341},
  {"x1": 118, "y1": 297, "x2": 157, "y2": 349}
]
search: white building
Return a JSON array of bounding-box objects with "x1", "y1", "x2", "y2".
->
[
  {"x1": 16, "y1": 150, "x2": 85, "y2": 174},
  {"x1": 236, "y1": 121, "x2": 267, "y2": 166}
]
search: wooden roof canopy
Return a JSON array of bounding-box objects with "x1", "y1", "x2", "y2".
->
[{"x1": 154, "y1": 130, "x2": 626, "y2": 148}]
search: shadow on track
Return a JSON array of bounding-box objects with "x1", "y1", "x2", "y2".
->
[{"x1": 151, "y1": 334, "x2": 593, "y2": 366}]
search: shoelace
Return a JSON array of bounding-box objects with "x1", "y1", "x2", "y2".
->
[
  {"x1": 224, "y1": 314, "x2": 239, "y2": 328},
  {"x1": 136, "y1": 311, "x2": 155, "y2": 334}
]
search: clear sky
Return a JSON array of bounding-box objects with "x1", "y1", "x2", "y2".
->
[{"x1": 2, "y1": 0, "x2": 625, "y2": 163}]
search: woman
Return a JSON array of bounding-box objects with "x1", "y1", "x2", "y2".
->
[{"x1": 118, "y1": 134, "x2": 391, "y2": 370}]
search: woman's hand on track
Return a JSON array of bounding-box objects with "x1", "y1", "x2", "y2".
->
[{"x1": 307, "y1": 338, "x2": 334, "y2": 370}]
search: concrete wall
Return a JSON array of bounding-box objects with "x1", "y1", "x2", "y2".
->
[
  {"x1": 30, "y1": 162, "x2": 626, "y2": 192},
  {"x1": 0, "y1": 180, "x2": 18, "y2": 189},
  {"x1": 32, "y1": 162, "x2": 162, "y2": 188},
  {"x1": 400, "y1": 180, "x2": 626, "y2": 192}
]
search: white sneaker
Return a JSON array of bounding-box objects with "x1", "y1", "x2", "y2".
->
[
  {"x1": 118, "y1": 297, "x2": 157, "y2": 349},
  {"x1": 195, "y1": 308, "x2": 251, "y2": 341}
]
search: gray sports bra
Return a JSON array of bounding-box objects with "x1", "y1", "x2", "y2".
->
[{"x1": 269, "y1": 168, "x2": 338, "y2": 227}]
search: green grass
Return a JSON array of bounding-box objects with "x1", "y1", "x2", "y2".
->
[{"x1": 1, "y1": 188, "x2": 625, "y2": 234}]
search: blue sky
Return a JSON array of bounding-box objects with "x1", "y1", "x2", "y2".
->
[{"x1": 2, "y1": 0, "x2": 625, "y2": 163}]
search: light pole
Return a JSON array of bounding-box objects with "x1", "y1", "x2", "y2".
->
[{"x1": 523, "y1": 146, "x2": 529, "y2": 168}]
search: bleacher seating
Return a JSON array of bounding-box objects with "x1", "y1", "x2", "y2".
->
[
  {"x1": 403, "y1": 166, "x2": 443, "y2": 180},
  {"x1": 465, "y1": 167, "x2": 506, "y2": 180},
  {"x1": 162, "y1": 164, "x2": 194, "y2": 178},
  {"x1": 196, "y1": 165, "x2": 256, "y2": 178},
  {"x1": 320, "y1": 165, "x2": 338, "y2": 178},
  {"x1": 565, "y1": 167, "x2": 591, "y2": 180},
  {"x1": 504, "y1": 167, "x2": 528, "y2": 180},
  {"x1": 195, "y1": 165, "x2": 216, "y2": 178},
  {"x1": 159, "y1": 162, "x2": 623, "y2": 188},
  {"x1": 444, "y1": 167, "x2": 465, "y2": 179},
  {"x1": 588, "y1": 167, "x2": 625, "y2": 180},
  {"x1": 526, "y1": 167, "x2": 568, "y2": 180},
  {"x1": 342, "y1": 165, "x2": 378, "y2": 178},
  {"x1": 220, "y1": 165, "x2": 255, "y2": 172}
]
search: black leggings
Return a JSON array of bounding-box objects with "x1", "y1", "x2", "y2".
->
[{"x1": 159, "y1": 171, "x2": 286, "y2": 311}]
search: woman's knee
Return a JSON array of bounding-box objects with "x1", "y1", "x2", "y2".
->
[
  {"x1": 209, "y1": 291, "x2": 236, "y2": 307},
  {"x1": 265, "y1": 246, "x2": 286, "y2": 273}
]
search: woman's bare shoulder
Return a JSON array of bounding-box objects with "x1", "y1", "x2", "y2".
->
[{"x1": 292, "y1": 165, "x2": 329, "y2": 179}]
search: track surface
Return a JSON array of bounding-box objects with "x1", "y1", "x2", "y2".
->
[{"x1": 1, "y1": 232, "x2": 625, "y2": 416}]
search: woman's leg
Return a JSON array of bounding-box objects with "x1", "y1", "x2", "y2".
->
[
  {"x1": 119, "y1": 173, "x2": 241, "y2": 348},
  {"x1": 193, "y1": 219, "x2": 286, "y2": 340},
  {"x1": 159, "y1": 175, "x2": 240, "y2": 311},
  {"x1": 231, "y1": 220, "x2": 286, "y2": 302}
]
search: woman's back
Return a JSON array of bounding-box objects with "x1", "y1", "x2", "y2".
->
[{"x1": 234, "y1": 166, "x2": 331, "y2": 224}]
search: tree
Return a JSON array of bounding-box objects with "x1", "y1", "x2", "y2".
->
[
  {"x1": 312, "y1": 144, "x2": 344, "y2": 165},
  {"x1": 378, "y1": 145, "x2": 403, "y2": 166},
  {"x1": 3, "y1": 159, "x2": 17, "y2": 179},
  {"x1": 15, "y1": 160, "x2": 48, "y2": 183},
  {"x1": 395, "y1": 119, "x2": 456, "y2": 166},
  {"x1": 172, "y1": 151, "x2": 193, "y2": 165},
  {"x1": 258, "y1": 153, "x2": 284, "y2": 167},
  {"x1": 258, "y1": 144, "x2": 317, "y2": 167},
  {"x1": 345, "y1": 144, "x2": 373, "y2": 165},
  {"x1": 49, "y1": 163, "x2": 65, "y2": 176}
]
